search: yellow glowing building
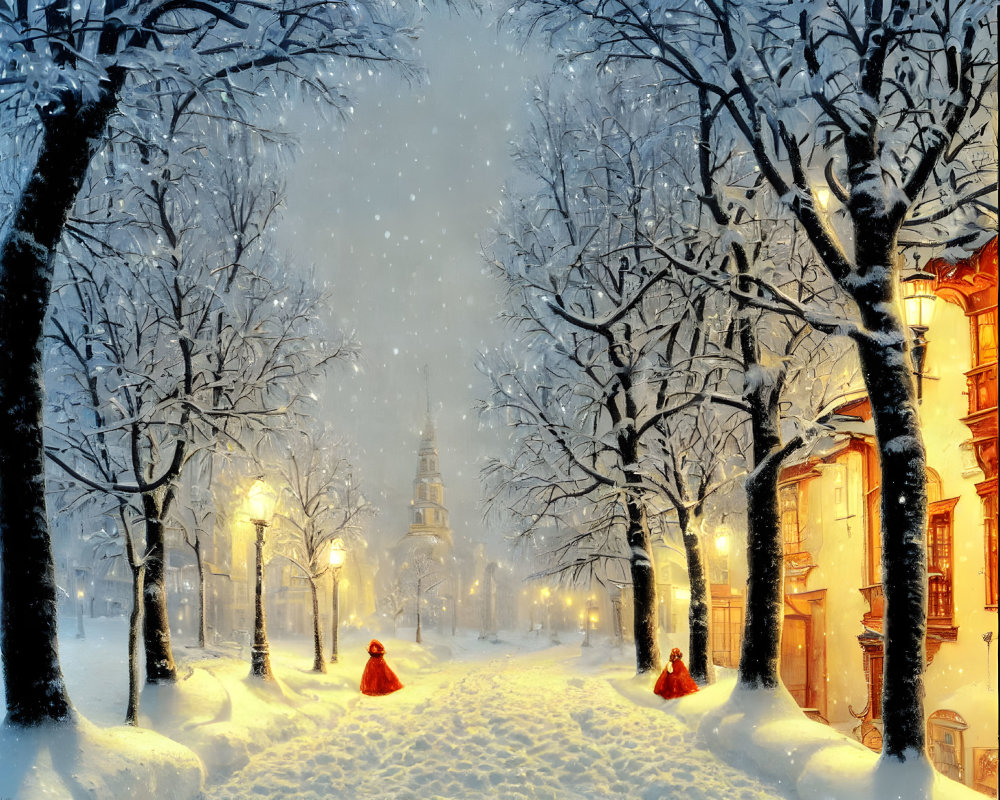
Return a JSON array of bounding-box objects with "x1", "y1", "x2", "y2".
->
[{"x1": 771, "y1": 238, "x2": 998, "y2": 795}]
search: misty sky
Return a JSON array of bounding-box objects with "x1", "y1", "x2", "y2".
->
[{"x1": 277, "y1": 10, "x2": 549, "y2": 557}]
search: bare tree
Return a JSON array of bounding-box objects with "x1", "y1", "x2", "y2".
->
[
  {"x1": 381, "y1": 583, "x2": 408, "y2": 637},
  {"x1": 85, "y1": 511, "x2": 150, "y2": 725},
  {"x1": 647, "y1": 407, "x2": 744, "y2": 684},
  {"x1": 45, "y1": 130, "x2": 344, "y2": 685},
  {"x1": 398, "y1": 552, "x2": 445, "y2": 644},
  {"x1": 272, "y1": 427, "x2": 373, "y2": 672},
  {"x1": 0, "y1": 0, "x2": 417, "y2": 725},
  {"x1": 480, "y1": 83, "x2": 721, "y2": 674},
  {"x1": 508, "y1": 0, "x2": 996, "y2": 759}
]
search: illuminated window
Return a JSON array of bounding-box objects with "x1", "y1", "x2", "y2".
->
[
  {"x1": 973, "y1": 308, "x2": 998, "y2": 367},
  {"x1": 780, "y1": 484, "x2": 803, "y2": 556},
  {"x1": 865, "y1": 445, "x2": 882, "y2": 586},
  {"x1": 927, "y1": 500, "x2": 957, "y2": 620},
  {"x1": 866, "y1": 652, "x2": 883, "y2": 720},
  {"x1": 711, "y1": 600, "x2": 743, "y2": 669},
  {"x1": 985, "y1": 493, "x2": 998, "y2": 609}
]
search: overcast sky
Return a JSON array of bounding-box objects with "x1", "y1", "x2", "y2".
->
[{"x1": 277, "y1": 10, "x2": 549, "y2": 557}]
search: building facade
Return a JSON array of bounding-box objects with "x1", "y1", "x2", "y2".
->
[{"x1": 769, "y1": 238, "x2": 998, "y2": 795}]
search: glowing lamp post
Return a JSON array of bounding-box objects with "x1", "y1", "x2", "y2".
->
[
  {"x1": 76, "y1": 588, "x2": 86, "y2": 640},
  {"x1": 248, "y1": 477, "x2": 276, "y2": 680},
  {"x1": 541, "y1": 587, "x2": 558, "y2": 644},
  {"x1": 328, "y1": 538, "x2": 346, "y2": 664},
  {"x1": 900, "y1": 272, "x2": 938, "y2": 401},
  {"x1": 583, "y1": 597, "x2": 598, "y2": 647}
]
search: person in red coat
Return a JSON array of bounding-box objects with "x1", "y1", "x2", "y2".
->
[
  {"x1": 654, "y1": 647, "x2": 699, "y2": 700},
  {"x1": 360, "y1": 639, "x2": 403, "y2": 696}
]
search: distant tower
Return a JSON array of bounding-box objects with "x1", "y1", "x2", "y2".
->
[{"x1": 397, "y1": 367, "x2": 453, "y2": 560}]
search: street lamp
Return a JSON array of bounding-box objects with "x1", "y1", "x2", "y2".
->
[
  {"x1": 900, "y1": 272, "x2": 938, "y2": 401},
  {"x1": 328, "y1": 538, "x2": 346, "y2": 664},
  {"x1": 76, "y1": 588, "x2": 86, "y2": 640},
  {"x1": 247, "y1": 477, "x2": 276, "y2": 680},
  {"x1": 541, "y1": 587, "x2": 558, "y2": 644},
  {"x1": 583, "y1": 597, "x2": 598, "y2": 647}
]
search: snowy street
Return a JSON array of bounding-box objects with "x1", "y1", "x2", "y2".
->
[
  {"x1": 203, "y1": 644, "x2": 792, "y2": 800},
  {"x1": 0, "y1": 618, "x2": 982, "y2": 799}
]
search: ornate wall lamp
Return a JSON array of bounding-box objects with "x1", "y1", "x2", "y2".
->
[{"x1": 900, "y1": 272, "x2": 939, "y2": 401}]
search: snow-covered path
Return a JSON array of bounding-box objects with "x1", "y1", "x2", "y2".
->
[{"x1": 203, "y1": 647, "x2": 793, "y2": 800}]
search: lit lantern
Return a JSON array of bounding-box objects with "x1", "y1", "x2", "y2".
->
[
  {"x1": 900, "y1": 272, "x2": 938, "y2": 332},
  {"x1": 328, "y1": 538, "x2": 347, "y2": 569},
  {"x1": 900, "y1": 272, "x2": 939, "y2": 401},
  {"x1": 247, "y1": 477, "x2": 276, "y2": 526}
]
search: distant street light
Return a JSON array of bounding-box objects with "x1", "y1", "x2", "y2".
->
[
  {"x1": 583, "y1": 597, "x2": 598, "y2": 647},
  {"x1": 248, "y1": 477, "x2": 276, "y2": 680},
  {"x1": 541, "y1": 587, "x2": 558, "y2": 644},
  {"x1": 76, "y1": 588, "x2": 86, "y2": 640},
  {"x1": 329, "y1": 538, "x2": 346, "y2": 663}
]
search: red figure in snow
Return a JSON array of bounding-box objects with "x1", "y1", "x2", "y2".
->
[
  {"x1": 360, "y1": 639, "x2": 403, "y2": 696},
  {"x1": 654, "y1": 647, "x2": 699, "y2": 700}
]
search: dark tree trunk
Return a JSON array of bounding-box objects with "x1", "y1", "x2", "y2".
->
[
  {"x1": 738, "y1": 419, "x2": 785, "y2": 688},
  {"x1": 679, "y1": 505, "x2": 713, "y2": 684},
  {"x1": 141, "y1": 494, "x2": 177, "y2": 683},
  {"x1": 126, "y1": 561, "x2": 146, "y2": 726},
  {"x1": 330, "y1": 573, "x2": 341, "y2": 662},
  {"x1": 857, "y1": 331, "x2": 928, "y2": 758},
  {"x1": 626, "y1": 496, "x2": 661, "y2": 673},
  {"x1": 250, "y1": 522, "x2": 273, "y2": 679},
  {"x1": 195, "y1": 536, "x2": 207, "y2": 648},
  {"x1": 735, "y1": 254, "x2": 787, "y2": 689},
  {"x1": 310, "y1": 577, "x2": 325, "y2": 672},
  {"x1": 844, "y1": 212, "x2": 928, "y2": 760},
  {"x1": 0, "y1": 77, "x2": 123, "y2": 726},
  {"x1": 416, "y1": 576, "x2": 423, "y2": 644}
]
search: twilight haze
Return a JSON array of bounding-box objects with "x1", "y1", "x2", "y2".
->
[{"x1": 278, "y1": 10, "x2": 548, "y2": 556}]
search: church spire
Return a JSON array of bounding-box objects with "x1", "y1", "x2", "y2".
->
[
  {"x1": 421, "y1": 364, "x2": 436, "y2": 443},
  {"x1": 404, "y1": 364, "x2": 452, "y2": 548},
  {"x1": 424, "y1": 363, "x2": 431, "y2": 416}
]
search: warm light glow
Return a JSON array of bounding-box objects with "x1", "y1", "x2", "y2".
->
[
  {"x1": 900, "y1": 273, "x2": 938, "y2": 330},
  {"x1": 565, "y1": 597, "x2": 573, "y2": 607},
  {"x1": 328, "y1": 538, "x2": 347, "y2": 569},
  {"x1": 77, "y1": 590, "x2": 85, "y2": 599},
  {"x1": 541, "y1": 587, "x2": 551, "y2": 600},
  {"x1": 247, "y1": 477, "x2": 276, "y2": 524},
  {"x1": 715, "y1": 534, "x2": 730, "y2": 555},
  {"x1": 589, "y1": 614, "x2": 598, "y2": 624},
  {"x1": 673, "y1": 588, "x2": 691, "y2": 601},
  {"x1": 814, "y1": 186, "x2": 831, "y2": 211}
]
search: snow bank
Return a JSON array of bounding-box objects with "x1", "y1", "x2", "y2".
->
[
  {"x1": 0, "y1": 714, "x2": 202, "y2": 800},
  {"x1": 677, "y1": 676, "x2": 982, "y2": 800}
]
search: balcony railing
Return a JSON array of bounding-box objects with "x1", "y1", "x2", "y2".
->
[
  {"x1": 860, "y1": 583, "x2": 884, "y2": 629},
  {"x1": 967, "y1": 363, "x2": 998, "y2": 416}
]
